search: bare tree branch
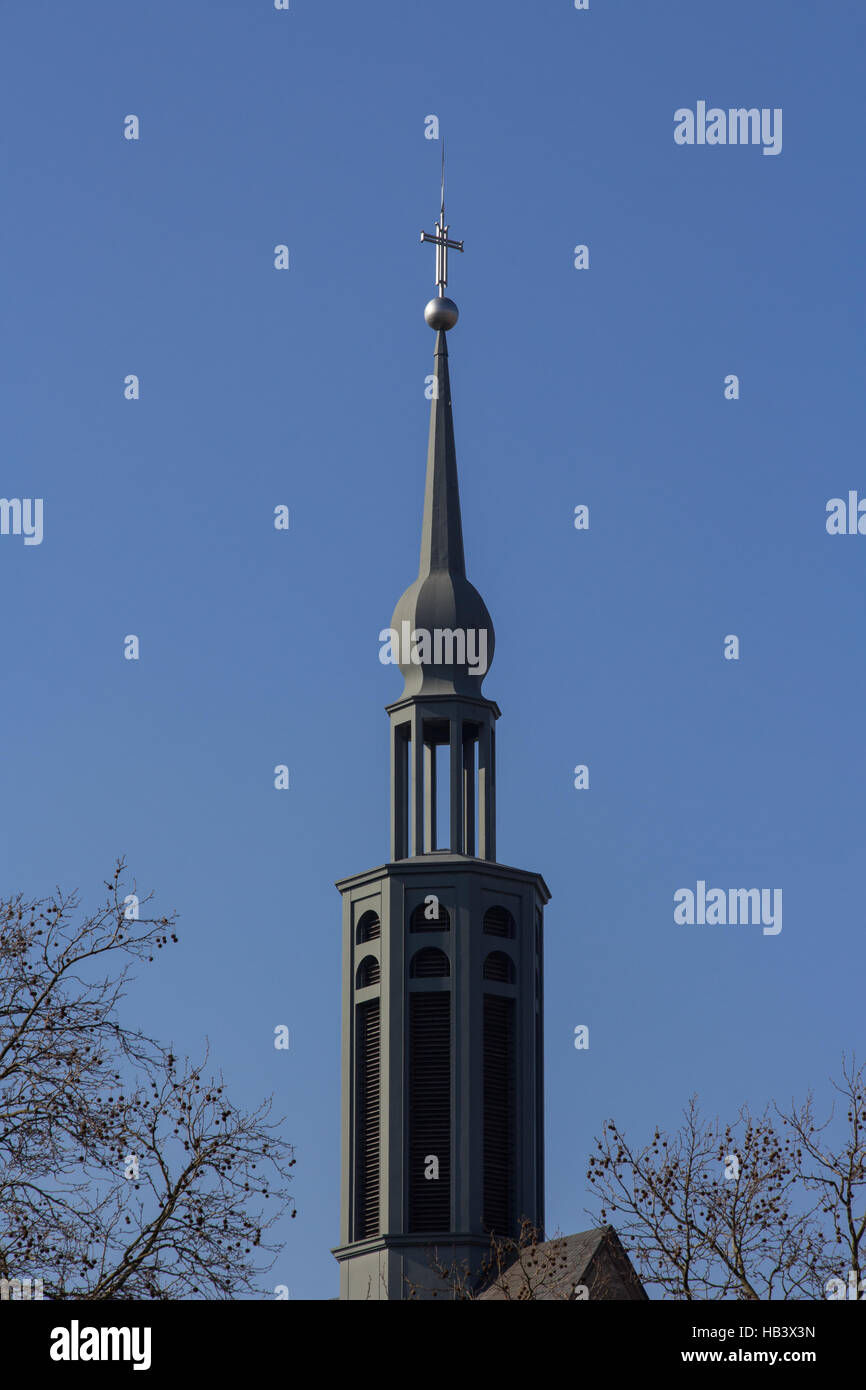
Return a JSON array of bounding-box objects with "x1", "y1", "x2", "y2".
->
[{"x1": 0, "y1": 861, "x2": 296, "y2": 1299}]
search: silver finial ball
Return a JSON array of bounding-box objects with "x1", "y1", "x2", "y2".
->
[{"x1": 424, "y1": 296, "x2": 459, "y2": 331}]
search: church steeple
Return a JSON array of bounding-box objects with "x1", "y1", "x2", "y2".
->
[
  {"x1": 333, "y1": 158, "x2": 549, "y2": 1299},
  {"x1": 384, "y1": 179, "x2": 500, "y2": 859},
  {"x1": 390, "y1": 165, "x2": 494, "y2": 702},
  {"x1": 390, "y1": 327, "x2": 495, "y2": 700}
]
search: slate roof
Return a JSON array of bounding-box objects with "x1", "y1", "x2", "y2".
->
[{"x1": 477, "y1": 1226, "x2": 648, "y2": 1301}]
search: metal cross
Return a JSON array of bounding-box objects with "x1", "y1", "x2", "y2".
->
[{"x1": 420, "y1": 143, "x2": 463, "y2": 295}]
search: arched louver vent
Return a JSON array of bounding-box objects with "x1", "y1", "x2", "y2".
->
[
  {"x1": 408, "y1": 993, "x2": 451, "y2": 1231},
  {"x1": 483, "y1": 905, "x2": 515, "y2": 938},
  {"x1": 409, "y1": 947, "x2": 450, "y2": 978},
  {"x1": 356, "y1": 910, "x2": 381, "y2": 943},
  {"x1": 483, "y1": 950, "x2": 515, "y2": 984},
  {"x1": 483, "y1": 993, "x2": 515, "y2": 1236},
  {"x1": 409, "y1": 902, "x2": 451, "y2": 932},
  {"x1": 354, "y1": 999, "x2": 380, "y2": 1240},
  {"x1": 355, "y1": 955, "x2": 380, "y2": 989}
]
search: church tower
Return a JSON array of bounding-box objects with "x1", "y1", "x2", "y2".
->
[{"x1": 333, "y1": 167, "x2": 550, "y2": 1300}]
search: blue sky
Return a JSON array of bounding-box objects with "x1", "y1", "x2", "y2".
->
[{"x1": 1, "y1": 0, "x2": 863, "y2": 1298}]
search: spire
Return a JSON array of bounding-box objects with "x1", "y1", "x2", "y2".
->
[
  {"x1": 419, "y1": 331, "x2": 465, "y2": 577},
  {"x1": 389, "y1": 158, "x2": 494, "y2": 699}
]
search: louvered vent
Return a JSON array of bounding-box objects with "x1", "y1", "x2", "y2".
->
[
  {"x1": 483, "y1": 905, "x2": 514, "y2": 938},
  {"x1": 355, "y1": 955, "x2": 380, "y2": 988},
  {"x1": 483, "y1": 993, "x2": 515, "y2": 1236},
  {"x1": 354, "y1": 999, "x2": 380, "y2": 1240},
  {"x1": 408, "y1": 993, "x2": 451, "y2": 1231},
  {"x1": 409, "y1": 947, "x2": 450, "y2": 978},
  {"x1": 409, "y1": 902, "x2": 451, "y2": 931},
  {"x1": 482, "y1": 950, "x2": 514, "y2": 983},
  {"x1": 356, "y1": 911, "x2": 381, "y2": 943}
]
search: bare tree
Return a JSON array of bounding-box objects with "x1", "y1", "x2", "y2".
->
[
  {"x1": 0, "y1": 861, "x2": 296, "y2": 1299},
  {"x1": 777, "y1": 1055, "x2": 866, "y2": 1298},
  {"x1": 586, "y1": 1063, "x2": 866, "y2": 1300}
]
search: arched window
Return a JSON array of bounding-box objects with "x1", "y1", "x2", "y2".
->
[
  {"x1": 409, "y1": 902, "x2": 450, "y2": 932},
  {"x1": 483, "y1": 906, "x2": 515, "y2": 938},
  {"x1": 483, "y1": 950, "x2": 515, "y2": 984},
  {"x1": 355, "y1": 955, "x2": 380, "y2": 988},
  {"x1": 356, "y1": 911, "x2": 381, "y2": 943},
  {"x1": 409, "y1": 946, "x2": 450, "y2": 978}
]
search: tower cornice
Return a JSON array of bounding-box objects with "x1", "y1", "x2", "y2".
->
[
  {"x1": 384, "y1": 691, "x2": 501, "y2": 720},
  {"x1": 335, "y1": 856, "x2": 551, "y2": 904}
]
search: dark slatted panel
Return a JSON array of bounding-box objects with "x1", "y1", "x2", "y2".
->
[
  {"x1": 482, "y1": 950, "x2": 514, "y2": 983},
  {"x1": 483, "y1": 905, "x2": 514, "y2": 938},
  {"x1": 357, "y1": 911, "x2": 380, "y2": 943},
  {"x1": 409, "y1": 903, "x2": 451, "y2": 932},
  {"x1": 354, "y1": 999, "x2": 380, "y2": 1240},
  {"x1": 483, "y1": 993, "x2": 515, "y2": 1236},
  {"x1": 409, "y1": 947, "x2": 450, "y2": 978},
  {"x1": 408, "y1": 992, "x2": 451, "y2": 1231},
  {"x1": 356, "y1": 955, "x2": 381, "y2": 988}
]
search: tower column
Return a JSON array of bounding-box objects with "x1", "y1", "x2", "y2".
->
[
  {"x1": 410, "y1": 707, "x2": 425, "y2": 856},
  {"x1": 423, "y1": 737, "x2": 437, "y2": 852},
  {"x1": 449, "y1": 717, "x2": 464, "y2": 854},
  {"x1": 391, "y1": 720, "x2": 409, "y2": 860},
  {"x1": 478, "y1": 719, "x2": 495, "y2": 861},
  {"x1": 462, "y1": 725, "x2": 475, "y2": 856}
]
